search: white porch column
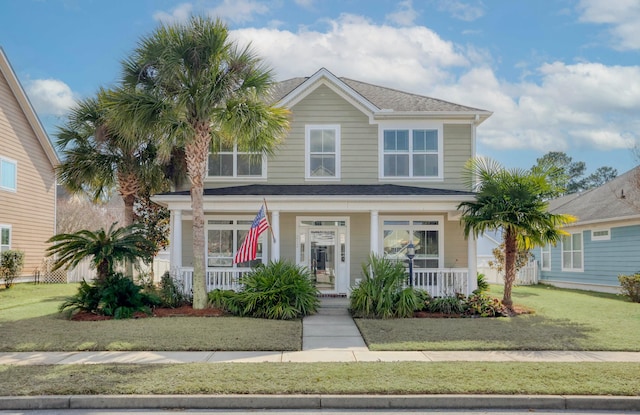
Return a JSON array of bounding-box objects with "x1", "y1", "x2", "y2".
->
[
  {"x1": 270, "y1": 210, "x2": 280, "y2": 261},
  {"x1": 370, "y1": 210, "x2": 379, "y2": 254},
  {"x1": 170, "y1": 210, "x2": 183, "y2": 270},
  {"x1": 467, "y1": 234, "x2": 477, "y2": 295}
]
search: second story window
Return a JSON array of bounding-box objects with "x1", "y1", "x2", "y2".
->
[
  {"x1": 207, "y1": 142, "x2": 265, "y2": 179},
  {"x1": 0, "y1": 157, "x2": 17, "y2": 191},
  {"x1": 306, "y1": 125, "x2": 340, "y2": 180},
  {"x1": 381, "y1": 128, "x2": 441, "y2": 179}
]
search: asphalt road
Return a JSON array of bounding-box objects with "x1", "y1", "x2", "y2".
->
[{"x1": 2, "y1": 410, "x2": 640, "y2": 414}]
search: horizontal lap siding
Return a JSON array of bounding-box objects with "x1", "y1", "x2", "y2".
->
[
  {"x1": 540, "y1": 225, "x2": 640, "y2": 287},
  {"x1": 269, "y1": 84, "x2": 379, "y2": 184},
  {"x1": 443, "y1": 124, "x2": 472, "y2": 191},
  {"x1": 444, "y1": 219, "x2": 468, "y2": 267},
  {"x1": 0, "y1": 71, "x2": 56, "y2": 275}
]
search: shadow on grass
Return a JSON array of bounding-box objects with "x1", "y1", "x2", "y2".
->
[{"x1": 356, "y1": 314, "x2": 594, "y2": 351}]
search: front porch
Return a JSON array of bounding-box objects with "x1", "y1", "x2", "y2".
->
[{"x1": 173, "y1": 266, "x2": 472, "y2": 297}]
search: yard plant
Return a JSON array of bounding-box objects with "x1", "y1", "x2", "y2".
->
[
  {"x1": 0, "y1": 249, "x2": 24, "y2": 288},
  {"x1": 209, "y1": 260, "x2": 319, "y2": 320},
  {"x1": 618, "y1": 273, "x2": 640, "y2": 302}
]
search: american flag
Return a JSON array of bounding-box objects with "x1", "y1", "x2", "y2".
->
[{"x1": 234, "y1": 205, "x2": 269, "y2": 264}]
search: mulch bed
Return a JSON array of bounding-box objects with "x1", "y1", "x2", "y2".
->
[{"x1": 70, "y1": 305, "x2": 225, "y2": 321}]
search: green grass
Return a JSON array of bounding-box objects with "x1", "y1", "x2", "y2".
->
[
  {"x1": 0, "y1": 283, "x2": 301, "y2": 351},
  {"x1": 0, "y1": 362, "x2": 638, "y2": 396},
  {"x1": 356, "y1": 284, "x2": 640, "y2": 351}
]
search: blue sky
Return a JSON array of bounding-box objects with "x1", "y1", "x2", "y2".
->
[{"x1": 1, "y1": 0, "x2": 639, "y2": 175}]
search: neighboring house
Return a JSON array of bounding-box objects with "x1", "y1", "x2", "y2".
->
[
  {"x1": 0, "y1": 48, "x2": 58, "y2": 277},
  {"x1": 536, "y1": 166, "x2": 640, "y2": 294},
  {"x1": 477, "y1": 230, "x2": 502, "y2": 284},
  {"x1": 153, "y1": 68, "x2": 492, "y2": 296}
]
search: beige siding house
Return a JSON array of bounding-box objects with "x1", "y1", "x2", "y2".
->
[
  {"x1": 154, "y1": 68, "x2": 491, "y2": 296},
  {"x1": 0, "y1": 48, "x2": 58, "y2": 276}
]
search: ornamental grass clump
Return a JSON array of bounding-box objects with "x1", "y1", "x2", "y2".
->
[
  {"x1": 350, "y1": 254, "x2": 419, "y2": 318},
  {"x1": 208, "y1": 260, "x2": 320, "y2": 320}
]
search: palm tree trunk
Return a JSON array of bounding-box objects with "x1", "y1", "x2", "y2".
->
[
  {"x1": 186, "y1": 125, "x2": 211, "y2": 309},
  {"x1": 503, "y1": 228, "x2": 517, "y2": 311},
  {"x1": 119, "y1": 173, "x2": 139, "y2": 279}
]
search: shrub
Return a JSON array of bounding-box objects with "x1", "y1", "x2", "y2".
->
[
  {"x1": 414, "y1": 289, "x2": 432, "y2": 312},
  {"x1": 464, "y1": 293, "x2": 508, "y2": 317},
  {"x1": 0, "y1": 250, "x2": 24, "y2": 289},
  {"x1": 426, "y1": 294, "x2": 466, "y2": 315},
  {"x1": 474, "y1": 273, "x2": 489, "y2": 294},
  {"x1": 619, "y1": 273, "x2": 640, "y2": 303},
  {"x1": 59, "y1": 272, "x2": 160, "y2": 319},
  {"x1": 350, "y1": 254, "x2": 419, "y2": 318},
  {"x1": 208, "y1": 260, "x2": 320, "y2": 320},
  {"x1": 157, "y1": 271, "x2": 190, "y2": 308}
]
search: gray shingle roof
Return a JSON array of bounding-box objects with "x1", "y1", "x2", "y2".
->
[
  {"x1": 162, "y1": 184, "x2": 474, "y2": 197},
  {"x1": 548, "y1": 166, "x2": 640, "y2": 223},
  {"x1": 268, "y1": 72, "x2": 488, "y2": 113}
]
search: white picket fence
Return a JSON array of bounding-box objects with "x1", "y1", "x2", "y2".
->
[
  {"x1": 478, "y1": 259, "x2": 539, "y2": 286},
  {"x1": 64, "y1": 257, "x2": 171, "y2": 283}
]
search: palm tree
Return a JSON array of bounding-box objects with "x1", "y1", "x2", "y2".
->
[
  {"x1": 457, "y1": 158, "x2": 575, "y2": 310},
  {"x1": 56, "y1": 91, "x2": 168, "y2": 227},
  {"x1": 104, "y1": 17, "x2": 290, "y2": 308},
  {"x1": 46, "y1": 223, "x2": 156, "y2": 283}
]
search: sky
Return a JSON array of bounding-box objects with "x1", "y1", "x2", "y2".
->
[{"x1": 1, "y1": 0, "x2": 639, "y2": 175}]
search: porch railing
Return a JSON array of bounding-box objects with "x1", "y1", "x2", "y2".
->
[
  {"x1": 174, "y1": 267, "x2": 471, "y2": 297},
  {"x1": 411, "y1": 268, "x2": 470, "y2": 296}
]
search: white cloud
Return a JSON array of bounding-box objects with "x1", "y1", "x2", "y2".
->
[
  {"x1": 386, "y1": 0, "x2": 419, "y2": 27},
  {"x1": 294, "y1": 0, "x2": 314, "y2": 9},
  {"x1": 577, "y1": 0, "x2": 640, "y2": 50},
  {"x1": 153, "y1": 2, "x2": 193, "y2": 24},
  {"x1": 436, "y1": 0, "x2": 485, "y2": 22},
  {"x1": 24, "y1": 79, "x2": 76, "y2": 117}
]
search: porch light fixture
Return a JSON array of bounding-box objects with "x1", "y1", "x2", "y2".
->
[{"x1": 406, "y1": 241, "x2": 415, "y2": 287}]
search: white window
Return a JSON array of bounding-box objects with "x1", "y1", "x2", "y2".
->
[
  {"x1": 381, "y1": 217, "x2": 443, "y2": 268},
  {"x1": 206, "y1": 219, "x2": 267, "y2": 268},
  {"x1": 540, "y1": 243, "x2": 551, "y2": 271},
  {"x1": 207, "y1": 142, "x2": 265, "y2": 179},
  {"x1": 0, "y1": 225, "x2": 10, "y2": 252},
  {"x1": 562, "y1": 232, "x2": 583, "y2": 271},
  {"x1": 382, "y1": 128, "x2": 441, "y2": 179},
  {"x1": 591, "y1": 229, "x2": 610, "y2": 241},
  {"x1": 306, "y1": 125, "x2": 340, "y2": 180},
  {"x1": 0, "y1": 157, "x2": 17, "y2": 191}
]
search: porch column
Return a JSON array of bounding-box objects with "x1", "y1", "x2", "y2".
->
[
  {"x1": 170, "y1": 210, "x2": 183, "y2": 270},
  {"x1": 467, "y1": 234, "x2": 477, "y2": 295},
  {"x1": 270, "y1": 210, "x2": 280, "y2": 261},
  {"x1": 370, "y1": 210, "x2": 379, "y2": 254}
]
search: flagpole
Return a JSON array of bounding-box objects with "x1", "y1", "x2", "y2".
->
[{"x1": 263, "y1": 198, "x2": 276, "y2": 243}]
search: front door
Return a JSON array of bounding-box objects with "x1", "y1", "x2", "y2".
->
[
  {"x1": 309, "y1": 229, "x2": 337, "y2": 291},
  {"x1": 297, "y1": 218, "x2": 349, "y2": 295}
]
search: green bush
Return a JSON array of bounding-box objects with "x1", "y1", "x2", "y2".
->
[
  {"x1": 619, "y1": 273, "x2": 640, "y2": 303},
  {"x1": 59, "y1": 272, "x2": 161, "y2": 319},
  {"x1": 208, "y1": 260, "x2": 320, "y2": 320},
  {"x1": 464, "y1": 293, "x2": 507, "y2": 317},
  {"x1": 474, "y1": 273, "x2": 489, "y2": 294},
  {"x1": 157, "y1": 271, "x2": 190, "y2": 308},
  {"x1": 0, "y1": 250, "x2": 24, "y2": 288},
  {"x1": 350, "y1": 254, "x2": 419, "y2": 318},
  {"x1": 426, "y1": 294, "x2": 466, "y2": 315},
  {"x1": 413, "y1": 289, "x2": 432, "y2": 312}
]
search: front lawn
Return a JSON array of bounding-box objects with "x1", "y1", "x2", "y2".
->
[
  {"x1": 0, "y1": 283, "x2": 301, "y2": 351},
  {"x1": 356, "y1": 284, "x2": 640, "y2": 351}
]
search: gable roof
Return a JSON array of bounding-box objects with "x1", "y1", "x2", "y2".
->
[
  {"x1": 548, "y1": 166, "x2": 640, "y2": 225},
  {"x1": 269, "y1": 68, "x2": 492, "y2": 124},
  {"x1": 0, "y1": 47, "x2": 59, "y2": 167}
]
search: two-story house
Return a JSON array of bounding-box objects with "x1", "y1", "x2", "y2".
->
[
  {"x1": 0, "y1": 48, "x2": 58, "y2": 277},
  {"x1": 153, "y1": 68, "x2": 492, "y2": 296}
]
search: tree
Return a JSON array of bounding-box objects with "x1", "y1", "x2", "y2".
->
[
  {"x1": 46, "y1": 223, "x2": 156, "y2": 283},
  {"x1": 532, "y1": 151, "x2": 617, "y2": 195},
  {"x1": 104, "y1": 17, "x2": 290, "y2": 308},
  {"x1": 56, "y1": 92, "x2": 168, "y2": 228},
  {"x1": 458, "y1": 158, "x2": 576, "y2": 310}
]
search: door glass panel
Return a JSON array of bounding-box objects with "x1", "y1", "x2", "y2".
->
[
  {"x1": 207, "y1": 229, "x2": 233, "y2": 267},
  {"x1": 310, "y1": 230, "x2": 336, "y2": 291}
]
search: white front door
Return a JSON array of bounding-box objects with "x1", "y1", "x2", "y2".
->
[{"x1": 297, "y1": 218, "x2": 349, "y2": 295}]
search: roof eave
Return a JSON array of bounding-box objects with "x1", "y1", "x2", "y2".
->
[{"x1": 373, "y1": 110, "x2": 493, "y2": 123}]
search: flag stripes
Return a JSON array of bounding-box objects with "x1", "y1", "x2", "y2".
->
[{"x1": 234, "y1": 205, "x2": 269, "y2": 264}]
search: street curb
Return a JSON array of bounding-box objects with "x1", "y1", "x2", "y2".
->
[{"x1": 0, "y1": 394, "x2": 639, "y2": 411}]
